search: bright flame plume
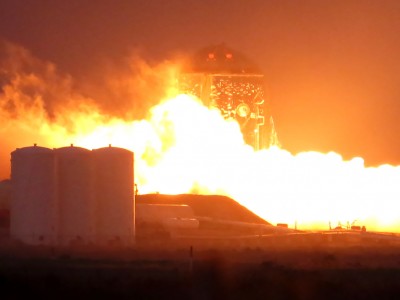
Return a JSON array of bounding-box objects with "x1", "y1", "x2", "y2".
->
[
  {"x1": 10, "y1": 94, "x2": 398, "y2": 233},
  {"x1": 1, "y1": 42, "x2": 399, "y2": 233}
]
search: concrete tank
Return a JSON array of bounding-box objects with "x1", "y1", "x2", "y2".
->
[
  {"x1": 55, "y1": 146, "x2": 95, "y2": 245},
  {"x1": 92, "y1": 146, "x2": 134, "y2": 245},
  {"x1": 10, "y1": 145, "x2": 57, "y2": 245}
]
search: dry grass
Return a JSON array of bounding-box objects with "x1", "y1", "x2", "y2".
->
[{"x1": 0, "y1": 239, "x2": 399, "y2": 299}]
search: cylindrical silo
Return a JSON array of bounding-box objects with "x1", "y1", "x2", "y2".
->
[
  {"x1": 93, "y1": 146, "x2": 134, "y2": 246},
  {"x1": 55, "y1": 146, "x2": 95, "y2": 246},
  {"x1": 10, "y1": 145, "x2": 57, "y2": 245}
]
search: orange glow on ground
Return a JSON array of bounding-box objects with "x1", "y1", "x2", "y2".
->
[{"x1": 5, "y1": 94, "x2": 398, "y2": 233}]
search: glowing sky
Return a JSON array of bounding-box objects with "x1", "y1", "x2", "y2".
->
[{"x1": 1, "y1": 0, "x2": 400, "y2": 167}]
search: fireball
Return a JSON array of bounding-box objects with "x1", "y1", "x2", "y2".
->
[
  {"x1": 51, "y1": 94, "x2": 400, "y2": 233},
  {"x1": 1, "y1": 42, "x2": 399, "y2": 233}
]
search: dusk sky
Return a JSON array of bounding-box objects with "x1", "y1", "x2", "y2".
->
[{"x1": 1, "y1": 0, "x2": 400, "y2": 168}]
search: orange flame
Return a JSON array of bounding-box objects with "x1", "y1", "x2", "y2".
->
[
  {"x1": 24, "y1": 94, "x2": 397, "y2": 233},
  {"x1": 1, "y1": 42, "x2": 399, "y2": 233}
]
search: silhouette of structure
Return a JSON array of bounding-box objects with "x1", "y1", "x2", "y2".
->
[{"x1": 179, "y1": 44, "x2": 278, "y2": 150}]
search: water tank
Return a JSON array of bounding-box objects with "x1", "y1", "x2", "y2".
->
[
  {"x1": 93, "y1": 146, "x2": 134, "y2": 245},
  {"x1": 55, "y1": 146, "x2": 95, "y2": 245},
  {"x1": 10, "y1": 145, "x2": 57, "y2": 245}
]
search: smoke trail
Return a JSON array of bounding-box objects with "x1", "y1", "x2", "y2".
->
[{"x1": 0, "y1": 40, "x2": 186, "y2": 179}]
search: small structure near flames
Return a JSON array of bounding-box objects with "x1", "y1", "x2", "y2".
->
[{"x1": 136, "y1": 204, "x2": 199, "y2": 240}]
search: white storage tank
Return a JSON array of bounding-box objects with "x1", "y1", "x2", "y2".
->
[
  {"x1": 10, "y1": 145, "x2": 57, "y2": 245},
  {"x1": 55, "y1": 146, "x2": 95, "y2": 246},
  {"x1": 93, "y1": 146, "x2": 134, "y2": 245}
]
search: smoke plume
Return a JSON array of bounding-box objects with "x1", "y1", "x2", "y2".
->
[{"x1": 0, "y1": 40, "x2": 183, "y2": 179}]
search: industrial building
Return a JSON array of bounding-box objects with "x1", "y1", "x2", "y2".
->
[
  {"x1": 6, "y1": 145, "x2": 400, "y2": 249},
  {"x1": 7, "y1": 144, "x2": 295, "y2": 249},
  {"x1": 179, "y1": 44, "x2": 279, "y2": 150},
  {"x1": 7, "y1": 144, "x2": 284, "y2": 249},
  {"x1": 9, "y1": 144, "x2": 134, "y2": 246}
]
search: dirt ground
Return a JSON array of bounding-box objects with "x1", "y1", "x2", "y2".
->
[{"x1": 0, "y1": 240, "x2": 399, "y2": 300}]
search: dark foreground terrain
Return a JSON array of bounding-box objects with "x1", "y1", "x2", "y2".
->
[{"x1": 1, "y1": 241, "x2": 400, "y2": 300}]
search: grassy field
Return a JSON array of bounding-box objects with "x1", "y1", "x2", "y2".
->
[{"x1": 0, "y1": 240, "x2": 399, "y2": 300}]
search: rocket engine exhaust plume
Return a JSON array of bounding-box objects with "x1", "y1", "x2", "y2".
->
[{"x1": 1, "y1": 41, "x2": 399, "y2": 233}]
